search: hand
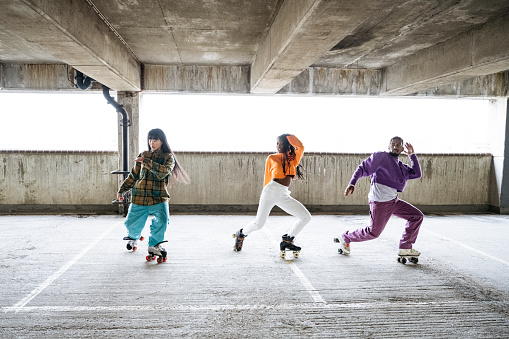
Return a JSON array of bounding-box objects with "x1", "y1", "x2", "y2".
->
[
  {"x1": 405, "y1": 142, "x2": 415, "y2": 155},
  {"x1": 135, "y1": 156, "x2": 144, "y2": 163},
  {"x1": 117, "y1": 193, "x2": 123, "y2": 202},
  {"x1": 344, "y1": 184, "x2": 355, "y2": 197}
]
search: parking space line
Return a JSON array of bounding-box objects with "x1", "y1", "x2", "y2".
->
[
  {"x1": 263, "y1": 229, "x2": 326, "y2": 304},
  {"x1": 2, "y1": 300, "x2": 475, "y2": 313},
  {"x1": 5, "y1": 221, "x2": 122, "y2": 314},
  {"x1": 423, "y1": 229, "x2": 509, "y2": 266}
]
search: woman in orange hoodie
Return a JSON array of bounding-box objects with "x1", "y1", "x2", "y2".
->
[{"x1": 233, "y1": 134, "x2": 311, "y2": 254}]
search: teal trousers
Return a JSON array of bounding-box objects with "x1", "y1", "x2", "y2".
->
[{"x1": 124, "y1": 202, "x2": 169, "y2": 247}]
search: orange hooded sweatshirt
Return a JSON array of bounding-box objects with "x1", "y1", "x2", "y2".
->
[{"x1": 263, "y1": 135, "x2": 304, "y2": 186}]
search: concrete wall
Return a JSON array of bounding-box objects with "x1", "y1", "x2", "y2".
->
[
  {"x1": 0, "y1": 151, "x2": 494, "y2": 214},
  {"x1": 0, "y1": 151, "x2": 120, "y2": 214},
  {"x1": 170, "y1": 152, "x2": 493, "y2": 213}
]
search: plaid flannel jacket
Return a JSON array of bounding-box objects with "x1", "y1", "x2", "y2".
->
[{"x1": 118, "y1": 150, "x2": 176, "y2": 206}]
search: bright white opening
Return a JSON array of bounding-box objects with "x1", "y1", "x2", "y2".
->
[
  {"x1": 0, "y1": 92, "x2": 491, "y2": 153},
  {"x1": 140, "y1": 94, "x2": 490, "y2": 154},
  {"x1": 0, "y1": 92, "x2": 117, "y2": 151}
]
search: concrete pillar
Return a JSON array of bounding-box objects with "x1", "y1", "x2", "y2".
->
[{"x1": 489, "y1": 98, "x2": 509, "y2": 213}]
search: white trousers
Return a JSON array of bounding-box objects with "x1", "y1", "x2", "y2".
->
[{"x1": 243, "y1": 181, "x2": 311, "y2": 237}]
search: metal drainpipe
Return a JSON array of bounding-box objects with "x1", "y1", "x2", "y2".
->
[
  {"x1": 102, "y1": 85, "x2": 130, "y2": 180},
  {"x1": 75, "y1": 71, "x2": 93, "y2": 90}
]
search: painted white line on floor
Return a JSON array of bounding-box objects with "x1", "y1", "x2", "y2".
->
[
  {"x1": 1, "y1": 300, "x2": 475, "y2": 313},
  {"x1": 423, "y1": 229, "x2": 509, "y2": 266},
  {"x1": 288, "y1": 263, "x2": 326, "y2": 303},
  {"x1": 263, "y1": 228, "x2": 326, "y2": 304},
  {"x1": 6, "y1": 221, "x2": 122, "y2": 314}
]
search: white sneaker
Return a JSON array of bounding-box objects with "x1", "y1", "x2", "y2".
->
[
  {"x1": 398, "y1": 248, "x2": 420, "y2": 256},
  {"x1": 338, "y1": 237, "x2": 350, "y2": 255}
]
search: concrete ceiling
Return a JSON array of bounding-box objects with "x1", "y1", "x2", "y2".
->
[{"x1": 1, "y1": 0, "x2": 509, "y2": 96}]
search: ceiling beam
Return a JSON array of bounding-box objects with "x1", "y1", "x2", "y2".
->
[
  {"x1": 143, "y1": 65, "x2": 249, "y2": 93},
  {"x1": 278, "y1": 67, "x2": 381, "y2": 95},
  {"x1": 250, "y1": 0, "x2": 392, "y2": 94},
  {"x1": 382, "y1": 12, "x2": 509, "y2": 96},
  {"x1": 4, "y1": 0, "x2": 140, "y2": 91}
]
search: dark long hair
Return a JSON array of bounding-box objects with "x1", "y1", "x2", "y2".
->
[
  {"x1": 147, "y1": 128, "x2": 190, "y2": 185},
  {"x1": 278, "y1": 134, "x2": 304, "y2": 180}
]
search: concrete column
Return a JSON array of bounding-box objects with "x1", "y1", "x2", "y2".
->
[
  {"x1": 489, "y1": 98, "x2": 509, "y2": 213},
  {"x1": 117, "y1": 92, "x2": 140, "y2": 170}
]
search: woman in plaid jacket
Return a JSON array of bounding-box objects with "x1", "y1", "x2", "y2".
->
[{"x1": 117, "y1": 128, "x2": 189, "y2": 263}]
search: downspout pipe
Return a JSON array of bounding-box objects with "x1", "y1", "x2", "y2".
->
[
  {"x1": 102, "y1": 85, "x2": 130, "y2": 180},
  {"x1": 75, "y1": 70, "x2": 93, "y2": 90}
]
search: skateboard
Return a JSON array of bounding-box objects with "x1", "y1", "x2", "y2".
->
[
  {"x1": 280, "y1": 249, "x2": 300, "y2": 260},
  {"x1": 123, "y1": 235, "x2": 144, "y2": 252},
  {"x1": 397, "y1": 255, "x2": 419, "y2": 264},
  {"x1": 146, "y1": 241, "x2": 168, "y2": 263}
]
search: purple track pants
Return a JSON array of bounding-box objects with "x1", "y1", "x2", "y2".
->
[{"x1": 342, "y1": 198, "x2": 423, "y2": 249}]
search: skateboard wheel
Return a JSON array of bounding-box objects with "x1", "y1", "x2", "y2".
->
[
  {"x1": 333, "y1": 238, "x2": 339, "y2": 243},
  {"x1": 293, "y1": 251, "x2": 299, "y2": 258},
  {"x1": 400, "y1": 257, "x2": 407, "y2": 264},
  {"x1": 233, "y1": 246, "x2": 237, "y2": 252},
  {"x1": 338, "y1": 249, "x2": 343, "y2": 254},
  {"x1": 410, "y1": 257, "x2": 418, "y2": 264},
  {"x1": 232, "y1": 234, "x2": 236, "y2": 238},
  {"x1": 133, "y1": 247, "x2": 137, "y2": 252},
  {"x1": 146, "y1": 255, "x2": 151, "y2": 261},
  {"x1": 280, "y1": 251, "x2": 286, "y2": 259},
  {"x1": 139, "y1": 236, "x2": 145, "y2": 241},
  {"x1": 157, "y1": 257, "x2": 162, "y2": 264}
]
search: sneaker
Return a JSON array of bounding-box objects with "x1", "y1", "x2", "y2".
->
[
  {"x1": 337, "y1": 236, "x2": 350, "y2": 255},
  {"x1": 398, "y1": 248, "x2": 421, "y2": 256}
]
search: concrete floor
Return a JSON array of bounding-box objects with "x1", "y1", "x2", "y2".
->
[{"x1": 1, "y1": 213, "x2": 508, "y2": 338}]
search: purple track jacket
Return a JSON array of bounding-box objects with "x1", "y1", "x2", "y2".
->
[{"x1": 349, "y1": 152, "x2": 421, "y2": 192}]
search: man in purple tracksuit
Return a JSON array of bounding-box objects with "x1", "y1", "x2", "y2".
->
[{"x1": 338, "y1": 136, "x2": 423, "y2": 257}]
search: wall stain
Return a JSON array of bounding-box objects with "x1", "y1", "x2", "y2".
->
[{"x1": 18, "y1": 159, "x2": 25, "y2": 183}]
